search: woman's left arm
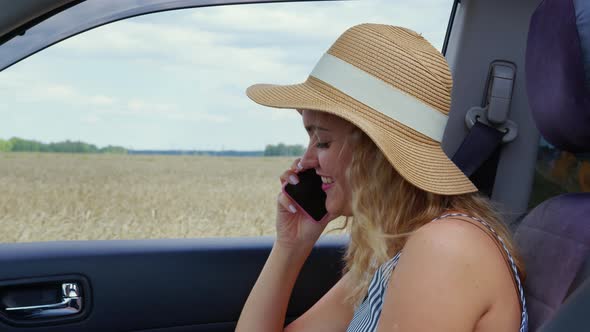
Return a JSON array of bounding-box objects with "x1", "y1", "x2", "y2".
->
[{"x1": 376, "y1": 219, "x2": 499, "y2": 332}]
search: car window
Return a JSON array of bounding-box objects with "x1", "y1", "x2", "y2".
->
[
  {"x1": 528, "y1": 138, "x2": 590, "y2": 209},
  {"x1": 0, "y1": 0, "x2": 454, "y2": 243}
]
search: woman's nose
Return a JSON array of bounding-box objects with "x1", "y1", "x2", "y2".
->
[{"x1": 299, "y1": 147, "x2": 319, "y2": 170}]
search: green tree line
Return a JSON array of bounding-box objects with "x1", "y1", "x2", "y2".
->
[
  {"x1": 0, "y1": 137, "x2": 127, "y2": 154},
  {"x1": 264, "y1": 143, "x2": 305, "y2": 156}
]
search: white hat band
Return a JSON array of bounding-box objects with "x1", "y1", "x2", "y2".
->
[{"x1": 310, "y1": 53, "x2": 449, "y2": 142}]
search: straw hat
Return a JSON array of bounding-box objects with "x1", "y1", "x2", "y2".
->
[{"x1": 247, "y1": 23, "x2": 477, "y2": 195}]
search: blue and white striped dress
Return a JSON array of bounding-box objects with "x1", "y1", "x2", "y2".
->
[{"x1": 345, "y1": 213, "x2": 529, "y2": 332}]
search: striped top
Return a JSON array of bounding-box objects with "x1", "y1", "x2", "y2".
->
[{"x1": 345, "y1": 213, "x2": 529, "y2": 332}]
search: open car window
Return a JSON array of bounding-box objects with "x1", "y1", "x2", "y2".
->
[{"x1": 0, "y1": 0, "x2": 455, "y2": 243}]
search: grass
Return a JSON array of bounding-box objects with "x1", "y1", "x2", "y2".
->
[{"x1": 0, "y1": 153, "x2": 346, "y2": 243}]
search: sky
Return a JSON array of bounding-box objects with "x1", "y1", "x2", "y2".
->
[{"x1": 0, "y1": 0, "x2": 453, "y2": 151}]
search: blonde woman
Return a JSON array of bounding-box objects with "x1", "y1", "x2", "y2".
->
[{"x1": 236, "y1": 24, "x2": 528, "y2": 332}]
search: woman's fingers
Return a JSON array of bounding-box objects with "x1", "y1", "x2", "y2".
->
[
  {"x1": 277, "y1": 192, "x2": 297, "y2": 214},
  {"x1": 279, "y1": 170, "x2": 300, "y2": 185},
  {"x1": 290, "y1": 158, "x2": 303, "y2": 172},
  {"x1": 279, "y1": 157, "x2": 306, "y2": 184},
  {"x1": 277, "y1": 157, "x2": 307, "y2": 212}
]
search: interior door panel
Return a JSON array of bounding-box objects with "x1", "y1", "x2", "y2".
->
[{"x1": 0, "y1": 235, "x2": 347, "y2": 331}]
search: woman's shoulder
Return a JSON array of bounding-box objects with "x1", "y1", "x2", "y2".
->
[
  {"x1": 375, "y1": 215, "x2": 503, "y2": 329},
  {"x1": 400, "y1": 213, "x2": 513, "y2": 296},
  {"x1": 378, "y1": 214, "x2": 519, "y2": 330},
  {"x1": 408, "y1": 213, "x2": 503, "y2": 263}
]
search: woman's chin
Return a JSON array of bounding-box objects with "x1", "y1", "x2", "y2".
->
[
  {"x1": 324, "y1": 200, "x2": 337, "y2": 216},
  {"x1": 325, "y1": 197, "x2": 342, "y2": 216},
  {"x1": 325, "y1": 201, "x2": 353, "y2": 218}
]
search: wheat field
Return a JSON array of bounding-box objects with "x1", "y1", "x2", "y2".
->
[{"x1": 0, "y1": 153, "x2": 346, "y2": 243}]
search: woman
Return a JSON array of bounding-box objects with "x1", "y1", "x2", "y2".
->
[{"x1": 235, "y1": 24, "x2": 528, "y2": 332}]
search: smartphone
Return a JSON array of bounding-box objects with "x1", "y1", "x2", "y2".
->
[{"x1": 283, "y1": 168, "x2": 328, "y2": 222}]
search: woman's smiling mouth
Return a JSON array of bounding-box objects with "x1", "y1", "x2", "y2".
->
[
  {"x1": 321, "y1": 176, "x2": 334, "y2": 191},
  {"x1": 321, "y1": 176, "x2": 334, "y2": 184},
  {"x1": 322, "y1": 183, "x2": 334, "y2": 191}
]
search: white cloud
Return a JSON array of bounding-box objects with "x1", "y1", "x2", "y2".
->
[
  {"x1": 53, "y1": 0, "x2": 451, "y2": 81},
  {"x1": 190, "y1": 4, "x2": 347, "y2": 39},
  {"x1": 127, "y1": 99, "x2": 173, "y2": 114},
  {"x1": 0, "y1": 0, "x2": 453, "y2": 149},
  {"x1": 0, "y1": 73, "x2": 228, "y2": 124},
  {"x1": 41, "y1": 84, "x2": 77, "y2": 99},
  {"x1": 0, "y1": 71, "x2": 115, "y2": 109},
  {"x1": 123, "y1": 99, "x2": 229, "y2": 122},
  {"x1": 56, "y1": 19, "x2": 307, "y2": 87},
  {"x1": 190, "y1": 0, "x2": 450, "y2": 48},
  {"x1": 81, "y1": 114, "x2": 101, "y2": 124},
  {"x1": 60, "y1": 20, "x2": 227, "y2": 54},
  {"x1": 246, "y1": 107, "x2": 301, "y2": 121},
  {"x1": 89, "y1": 95, "x2": 116, "y2": 107}
]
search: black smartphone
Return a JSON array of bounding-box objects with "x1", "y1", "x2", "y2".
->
[{"x1": 282, "y1": 168, "x2": 328, "y2": 222}]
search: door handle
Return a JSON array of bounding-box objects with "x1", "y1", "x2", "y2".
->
[{"x1": 4, "y1": 283, "x2": 82, "y2": 319}]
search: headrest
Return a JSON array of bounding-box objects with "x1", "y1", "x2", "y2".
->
[
  {"x1": 577, "y1": 0, "x2": 590, "y2": 89},
  {"x1": 526, "y1": 0, "x2": 590, "y2": 153}
]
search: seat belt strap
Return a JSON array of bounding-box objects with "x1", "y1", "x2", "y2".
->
[{"x1": 451, "y1": 121, "x2": 505, "y2": 195}]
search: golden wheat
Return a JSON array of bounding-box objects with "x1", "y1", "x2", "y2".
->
[{"x1": 0, "y1": 153, "x2": 346, "y2": 243}]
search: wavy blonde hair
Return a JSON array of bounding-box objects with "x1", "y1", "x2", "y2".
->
[{"x1": 329, "y1": 127, "x2": 526, "y2": 308}]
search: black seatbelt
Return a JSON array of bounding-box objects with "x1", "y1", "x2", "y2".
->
[
  {"x1": 451, "y1": 121, "x2": 504, "y2": 197},
  {"x1": 451, "y1": 61, "x2": 519, "y2": 196}
]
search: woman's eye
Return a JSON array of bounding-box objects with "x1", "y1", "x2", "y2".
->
[{"x1": 316, "y1": 142, "x2": 330, "y2": 149}]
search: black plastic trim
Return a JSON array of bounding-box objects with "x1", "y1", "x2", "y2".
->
[
  {"x1": 442, "y1": 0, "x2": 460, "y2": 56},
  {"x1": 0, "y1": 0, "x2": 85, "y2": 46}
]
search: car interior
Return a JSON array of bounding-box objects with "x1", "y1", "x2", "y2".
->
[{"x1": 0, "y1": 0, "x2": 588, "y2": 331}]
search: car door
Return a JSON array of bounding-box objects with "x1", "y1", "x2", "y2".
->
[{"x1": 0, "y1": 1, "x2": 457, "y2": 331}]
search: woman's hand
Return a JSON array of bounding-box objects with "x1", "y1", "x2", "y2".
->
[{"x1": 275, "y1": 158, "x2": 339, "y2": 251}]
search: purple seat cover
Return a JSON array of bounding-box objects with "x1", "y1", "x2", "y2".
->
[
  {"x1": 514, "y1": 194, "x2": 590, "y2": 331},
  {"x1": 525, "y1": 0, "x2": 590, "y2": 152},
  {"x1": 522, "y1": 0, "x2": 590, "y2": 330}
]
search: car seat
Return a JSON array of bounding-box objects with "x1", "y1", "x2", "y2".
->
[{"x1": 514, "y1": 0, "x2": 590, "y2": 330}]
